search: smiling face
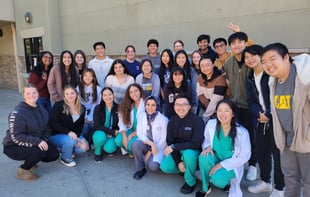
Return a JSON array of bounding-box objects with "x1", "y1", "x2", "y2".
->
[
  {"x1": 174, "y1": 97, "x2": 191, "y2": 118},
  {"x1": 148, "y1": 44, "x2": 158, "y2": 56},
  {"x1": 161, "y1": 52, "x2": 170, "y2": 66},
  {"x1": 82, "y1": 71, "x2": 93, "y2": 86},
  {"x1": 145, "y1": 99, "x2": 157, "y2": 115},
  {"x1": 262, "y1": 50, "x2": 290, "y2": 81},
  {"x1": 176, "y1": 53, "x2": 187, "y2": 68},
  {"x1": 42, "y1": 53, "x2": 52, "y2": 66},
  {"x1": 102, "y1": 88, "x2": 114, "y2": 105},
  {"x1": 199, "y1": 58, "x2": 214, "y2": 77},
  {"x1": 198, "y1": 39, "x2": 208, "y2": 50},
  {"x1": 23, "y1": 87, "x2": 39, "y2": 106},
  {"x1": 126, "y1": 47, "x2": 135, "y2": 60},
  {"x1": 244, "y1": 52, "x2": 261, "y2": 69},
  {"x1": 230, "y1": 39, "x2": 247, "y2": 55},
  {"x1": 216, "y1": 102, "x2": 234, "y2": 126},
  {"x1": 62, "y1": 52, "x2": 72, "y2": 67},
  {"x1": 95, "y1": 45, "x2": 106, "y2": 58},
  {"x1": 172, "y1": 71, "x2": 184, "y2": 86},
  {"x1": 214, "y1": 41, "x2": 227, "y2": 56},
  {"x1": 142, "y1": 61, "x2": 152, "y2": 75},
  {"x1": 75, "y1": 53, "x2": 85, "y2": 66},
  {"x1": 129, "y1": 86, "x2": 141, "y2": 102},
  {"x1": 64, "y1": 87, "x2": 77, "y2": 104},
  {"x1": 174, "y1": 41, "x2": 184, "y2": 52},
  {"x1": 114, "y1": 63, "x2": 125, "y2": 76},
  {"x1": 192, "y1": 52, "x2": 201, "y2": 66}
]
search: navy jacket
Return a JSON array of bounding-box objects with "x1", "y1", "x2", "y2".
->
[
  {"x1": 246, "y1": 70, "x2": 272, "y2": 124},
  {"x1": 166, "y1": 112, "x2": 204, "y2": 164}
]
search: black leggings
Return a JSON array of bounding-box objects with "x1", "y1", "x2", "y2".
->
[{"x1": 3, "y1": 141, "x2": 59, "y2": 170}]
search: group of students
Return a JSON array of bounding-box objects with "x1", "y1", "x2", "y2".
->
[{"x1": 2, "y1": 23, "x2": 310, "y2": 197}]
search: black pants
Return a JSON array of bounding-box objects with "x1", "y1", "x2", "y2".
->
[
  {"x1": 234, "y1": 106, "x2": 257, "y2": 166},
  {"x1": 3, "y1": 141, "x2": 59, "y2": 170},
  {"x1": 256, "y1": 122, "x2": 285, "y2": 190}
]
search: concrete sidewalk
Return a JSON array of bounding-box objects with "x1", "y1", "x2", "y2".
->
[{"x1": 0, "y1": 88, "x2": 269, "y2": 197}]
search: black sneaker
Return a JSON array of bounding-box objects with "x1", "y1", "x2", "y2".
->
[
  {"x1": 94, "y1": 155, "x2": 102, "y2": 163},
  {"x1": 180, "y1": 182, "x2": 196, "y2": 194},
  {"x1": 195, "y1": 190, "x2": 206, "y2": 197},
  {"x1": 222, "y1": 184, "x2": 230, "y2": 193},
  {"x1": 195, "y1": 187, "x2": 211, "y2": 197},
  {"x1": 133, "y1": 168, "x2": 147, "y2": 180}
]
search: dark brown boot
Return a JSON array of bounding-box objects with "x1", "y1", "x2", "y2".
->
[
  {"x1": 17, "y1": 167, "x2": 39, "y2": 181},
  {"x1": 30, "y1": 164, "x2": 38, "y2": 171}
]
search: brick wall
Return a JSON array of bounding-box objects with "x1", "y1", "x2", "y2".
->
[{"x1": 1, "y1": 50, "x2": 309, "y2": 91}]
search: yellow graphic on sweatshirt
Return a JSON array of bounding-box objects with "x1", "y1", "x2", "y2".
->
[{"x1": 274, "y1": 95, "x2": 291, "y2": 110}]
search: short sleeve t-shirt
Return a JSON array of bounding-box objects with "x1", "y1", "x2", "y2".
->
[
  {"x1": 274, "y1": 64, "x2": 296, "y2": 146},
  {"x1": 141, "y1": 76, "x2": 153, "y2": 97}
]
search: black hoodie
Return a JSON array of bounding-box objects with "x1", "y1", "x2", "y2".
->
[{"x1": 2, "y1": 102, "x2": 50, "y2": 147}]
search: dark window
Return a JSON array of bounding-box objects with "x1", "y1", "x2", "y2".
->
[{"x1": 23, "y1": 37, "x2": 43, "y2": 72}]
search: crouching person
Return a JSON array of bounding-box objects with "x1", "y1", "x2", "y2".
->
[
  {"x1": 2, "y1": 84, "x2": 59, "y2": 181},
  {"x1": 196, "y1": 99, "x2": 251, "y2": 197},
  {"x1": 49, "y1": 85, "x2": 89, "y2": 167},
  {"x1": 132, "y1": 96, "x2": 168, "y2": 180},
  {"x1": 160, "y1": 95, "x2": 204, "y2": 194}
]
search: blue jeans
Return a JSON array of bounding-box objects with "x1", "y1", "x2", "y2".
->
[
  {"x1": 49, "y1": 134, "x2": 87, "y2": 160},
  {"x1": 37, "y1": 97, "x2": 51, "y2": 113},
  {"x1": 82, "y1": 121, "x2": 94, "y2": 143}
]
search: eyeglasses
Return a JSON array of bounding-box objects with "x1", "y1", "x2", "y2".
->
[
  {"x1": 214, "y1": 44, "x2": 226, "y2": 49},
  {"x1": 174, "y1": 103, "x2": 190, "y2": 107},
  {"x1": 43, "y1": 56, "x2": 52, "y2": 59}
]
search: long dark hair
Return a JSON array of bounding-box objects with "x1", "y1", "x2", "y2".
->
[
  {"x1": 215, "y1": 99, "x2": 238, "y2": 146},
  {"x1": 106, "y1": 59, "x2": 130, "y2": 80},
  {"x1": 174, "y1": 50, "x2": 192, "y2": 80},
  {"x1": 78, "y1": 68, "x2": 99, "y2": 103},
  {"x1": 118, "y1": 83, "x2": 145, "y2": 126},
  {"x1": 59, "y1": 50, "x2": 79, "y2": 89},
  {"x1": 33, "y1": 51, "x2": 53, "y2": 77},
  {"x1": 99, "y1": 87, "x2": 118, "y2": 111},
  {"x1": 166, "y1": 66, "x2": 188, "y2": 92},
  {"x1": 159, "y1": 49, "x2": 174, "y2": 86}
]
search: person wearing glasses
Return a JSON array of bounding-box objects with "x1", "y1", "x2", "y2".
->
[
  {"x1": 28, "y1": 51, "x2": 54, "y2": 113},
  {"x1": 213, "y1": 38, "x2": 232, "y2": 71},
  {"x1": 160, "y1": 95, "x2": 204, "y2": 194}
]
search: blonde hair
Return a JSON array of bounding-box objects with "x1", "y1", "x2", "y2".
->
[
  {"x1": 63, "y1": 85, "x2": 83, "y2": 115},
  {"x1": 23, "y1": 83, "x2": 37, "y2": 94}
]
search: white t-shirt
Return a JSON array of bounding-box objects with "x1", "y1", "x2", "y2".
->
[{"x1": 88, "y1": 56, "x2": 113, "y2": 88}]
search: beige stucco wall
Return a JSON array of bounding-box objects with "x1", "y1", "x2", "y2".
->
[
  {"x1": 58, "y1": 0, "x2": 310, "y2": 55},
  {"x1": 13, "y1": 0, "x2": 62, "y2": 55},
  {"x1": 11, "y1": 0, "x2": 310, "y2": 57},
  {"x1": 0, "y1": 0, "x2": 15, "y2": 21},
  {"x1": 0, "y1": 25, "x2": 14, "y2": 55}
]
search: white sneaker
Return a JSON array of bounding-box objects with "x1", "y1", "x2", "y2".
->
[
  {"x1": 269, "y1": 189, "x2": 284, "y2": 197},
  {"x1": 246, "y1": 165, "x2": 257, "y2": 181},
  {"x1": 60, "y1": 158, "x2": 76, "y2": 167},
  {"x1": 120, "y1": 148, "x2": 128, "y2": 155},
  {"x1": 248, "y1": 181, "x2": 272, "y2": 193}
]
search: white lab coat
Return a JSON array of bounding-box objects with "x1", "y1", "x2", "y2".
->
[
  {"x1": 202, "y1": 119, "x2": 251, "y2": 197},
  {"x1": 136, "y1": 112, "x2": 168, "y2": 163}
]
